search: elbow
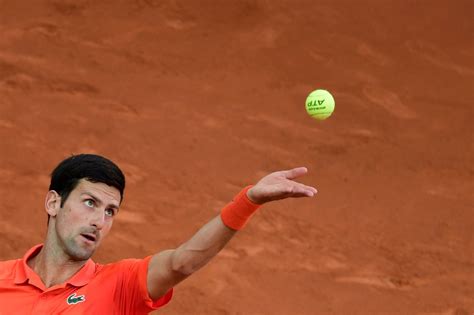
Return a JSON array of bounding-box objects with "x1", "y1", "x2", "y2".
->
[
  {"x1": 170, "y1": 249, "x2": 200, "y2": 276},
  {"x1": 171, "y1": 261, "x2": 195, "y2": 276}
]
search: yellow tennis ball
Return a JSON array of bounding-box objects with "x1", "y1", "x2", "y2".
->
[{"x1": 305, "y1": 89, "x2": 335, "y2": 120}]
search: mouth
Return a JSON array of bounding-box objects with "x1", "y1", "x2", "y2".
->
[{"x1": 80, "y1": 233, "x2": 97, "y2": 243}]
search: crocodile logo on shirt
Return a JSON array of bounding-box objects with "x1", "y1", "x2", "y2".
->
[{"x1": 67, "y1": 293, "x2": 86, "y2": 305}]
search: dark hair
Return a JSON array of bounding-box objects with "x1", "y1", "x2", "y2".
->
[{"x1": 49, "y1": 154, "x2": 126, "y2": 208}]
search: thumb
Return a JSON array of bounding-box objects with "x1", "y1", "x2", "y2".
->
[{"x1": 281, "y1": 167, "x2": 308, "y2": 180}]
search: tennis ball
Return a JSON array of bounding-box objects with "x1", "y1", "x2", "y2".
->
[{"x1": 305, "y1": 89, "x2": 335, "y2": 120}]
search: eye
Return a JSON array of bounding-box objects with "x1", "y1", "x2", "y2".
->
[
  {"x1": 84, "y1": 199, "x2": 95, "y2": 208},
  {"x1": 105, "y1": 208, "x2": 116, "y2": 217}
]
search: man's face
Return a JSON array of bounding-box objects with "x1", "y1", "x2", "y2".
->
[{"x1": 52, "y1": 179, "x2": 121, "y2": 261}]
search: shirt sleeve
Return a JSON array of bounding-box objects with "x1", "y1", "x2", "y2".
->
[{"x1": 114, "y1": 256, "x2": 173, "y2": 314}]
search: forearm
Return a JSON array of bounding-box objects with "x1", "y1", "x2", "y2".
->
[
  {"x1": 170, "y1": 215, "x2": 237, "y2": 275},
  {"x1": 147, "y1": 171, "x2": 316, "y2": 299}
]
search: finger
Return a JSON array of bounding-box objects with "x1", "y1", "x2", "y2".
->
[
  {"x1": 290, "y1": 184, "x2": 317, "y2": 197},
  {"x1": 302, "y1": 184, "x2": 318, "y2": 194},
  {"x1": 282, "y1": 167, "x2": 308, "y2": 180},
  {"x1": 291, "y1": 192, "x2": 314, "y2": 198},
  {"x1": 289, "y1": 189, "x2": 314, "y2": 198}
]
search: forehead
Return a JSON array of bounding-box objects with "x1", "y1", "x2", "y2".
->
[{"x1": 73, "y1": 179, "x2": 121, "y2": 206}]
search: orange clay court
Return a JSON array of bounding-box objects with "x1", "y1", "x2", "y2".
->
[{"x1": 0, "y1": 1, "x2": 473, "y2": 314}]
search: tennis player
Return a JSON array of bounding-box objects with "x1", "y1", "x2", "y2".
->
[{"x1": 0, "y1": 154, "x2": 317, "y2": 314}]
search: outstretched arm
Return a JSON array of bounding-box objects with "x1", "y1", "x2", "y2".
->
[{"x1": 146, "y1": 167, "x2": 317, "y2": 300}]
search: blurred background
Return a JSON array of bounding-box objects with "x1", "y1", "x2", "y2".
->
[{"x1": 0, "y1": 1, "x2": 472, "y2": 314}]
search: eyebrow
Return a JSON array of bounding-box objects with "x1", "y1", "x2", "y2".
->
[{"x1": 81, "y1": 192, "x2": 120, "y2": 211}]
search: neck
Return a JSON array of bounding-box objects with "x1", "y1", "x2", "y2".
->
[{"x1": 28, "y1": 239, "x2": 88, "y2": 288}]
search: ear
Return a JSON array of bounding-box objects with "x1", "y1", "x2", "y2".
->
[{"x1": 45, "y1": 190, "x2": 61, "y2": 217}]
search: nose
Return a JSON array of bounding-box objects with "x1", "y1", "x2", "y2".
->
[{"x1": 90, "y1": 209, "x2": 106, "y2": 230}]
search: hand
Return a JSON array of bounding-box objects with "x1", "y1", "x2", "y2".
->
[{"x1": 246, "y1": 167, "x2": 317, "y2": 204}]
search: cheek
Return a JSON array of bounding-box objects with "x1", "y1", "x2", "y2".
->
[
  {"x1": 57, "y1": 206, "x2": 85, "y2": 229},
  {"x1": 55, "y1": 212, "x2": 72, "y2": 239}
]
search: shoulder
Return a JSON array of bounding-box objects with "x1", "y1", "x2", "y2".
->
[
  {"x1": 95, "y1": 257, "x2": 151, "y2": 275},
  {"x1": 0, "y1": 259, "x2": 20, "y2": 280},
  {"x1": 90, "y1": 258, "x2": 152, "y2": 294},
  {"x1": 101, "y1": 257, "x2": 150, "y2": 270}
]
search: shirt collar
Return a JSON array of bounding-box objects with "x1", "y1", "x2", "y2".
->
[{"x1": 14, "y1": 244, "x2": 97, "y2": 289}]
